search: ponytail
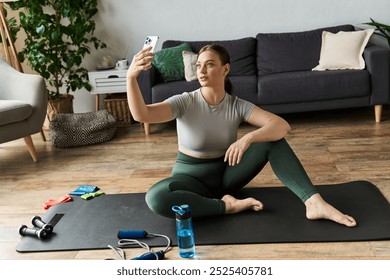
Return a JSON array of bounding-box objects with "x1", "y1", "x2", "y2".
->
[{"x1": 225, "y1": 77, "x2": 234, "y2": 95}]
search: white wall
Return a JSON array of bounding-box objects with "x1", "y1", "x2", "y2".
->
[
  {"x1": 91, "y1": 0, "x2": 390, "y2": 61},
  {"x1": 12, "y1": 0, "x2": 390, "y2": 112}
]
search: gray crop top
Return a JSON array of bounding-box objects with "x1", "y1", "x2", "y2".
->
[{"x1": 166, "y1": 89, "x2": 255, "y2": 157}]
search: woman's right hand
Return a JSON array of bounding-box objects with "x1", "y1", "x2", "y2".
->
[{"x1": 127, "y1": 46, "x2": 154, "y2": 80}]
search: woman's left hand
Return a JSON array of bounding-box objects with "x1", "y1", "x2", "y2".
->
[{"x1": 224, "y1": 135, "x2": 252, "y2": 166}]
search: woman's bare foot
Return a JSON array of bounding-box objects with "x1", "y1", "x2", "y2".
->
[
  {"x1": 222, "y1": 194, "x2": 263, "y2": 214},
  {"x1": 305, "y1": 193, "x2": 357, "y2": 227}
]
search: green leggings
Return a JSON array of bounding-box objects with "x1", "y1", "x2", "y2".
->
[{"x1": 145, "y1": 138, "x2": 318, "y2": 218}]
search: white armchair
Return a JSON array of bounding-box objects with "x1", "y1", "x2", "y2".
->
[{"x1": 0, "y1": 57, "x2": 47, "y2": 162}]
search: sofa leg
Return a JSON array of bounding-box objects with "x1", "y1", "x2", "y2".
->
[
  {"x1": 143, "y1": 123, "x2": 150, "y2": 135},
  {"x1": 375, "y1": 105, "x2": 382, "y2": 123},
  {"x1": 24, "y1": 135, "x2": 38, "y2": 162}
]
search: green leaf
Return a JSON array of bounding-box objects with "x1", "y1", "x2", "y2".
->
[
  {"x1": 363, "y1": 18, "x2": 390, "y2": 47},
  {"x1": 36, "y1": 25, "x2": 45, "y2": 35}
]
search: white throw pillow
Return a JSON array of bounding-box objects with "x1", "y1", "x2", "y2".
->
[
  {"x1": 312, "y1": 29, "x2": 374, "y2": 71},
  {"x1": 182, "y1": 50, "x2": 198, "y2": 81}
]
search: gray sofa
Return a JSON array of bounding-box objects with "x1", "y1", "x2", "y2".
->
[{"x1": 138, "y1": 24, "x2": 390, "y2": 134}]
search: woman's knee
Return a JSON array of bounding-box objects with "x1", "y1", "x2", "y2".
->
[
  {"x1": 145, "y1": 176, "x2": 206, "y2": 218},
  {"x1": 249, "y1": 138, "x2": 286, "y2": 151}
]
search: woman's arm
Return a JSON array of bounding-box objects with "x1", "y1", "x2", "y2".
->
[
  {"x1": 126, "y1": 47, "x2": 173, "y2": 124},
  {"x1": 242, "y1": 106, "x2": 291, "y2": 143},
  {"x1": 224, "y1": 106, "x2": 291, "y2": 166}
]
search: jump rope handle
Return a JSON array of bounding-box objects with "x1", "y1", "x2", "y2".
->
[
  {"x1": 131, "y1": 250, "x2": 165, "y2": 260},
  {"x1": 117, "y1": 230, "x2": 148, "y2": 239}
]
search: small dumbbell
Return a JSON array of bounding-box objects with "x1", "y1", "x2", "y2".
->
[
  {"x1": 31, "y1": 216, "x2": 53, "y2": 233},
  {"x1": 19, "y1": 225, "x2": 49, "y2": 240}
]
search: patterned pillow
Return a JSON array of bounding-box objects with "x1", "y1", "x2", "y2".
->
[{"x1": 152, "y1": 43, "x2": 192, "y2": 82}]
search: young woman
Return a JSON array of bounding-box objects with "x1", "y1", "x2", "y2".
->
[{"x1": 127, "y1": 44, "x2": 356, "y2": 227}]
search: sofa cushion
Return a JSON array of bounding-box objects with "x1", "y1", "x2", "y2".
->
[
  {"x1": 0, "y1": 100, "x2": 33, "y2": 126},
  {"x1": 229, "y1": 76, "x2": 258, "y2": 104},
  {"x1": 162, "y1": 37, "x2": 257, "y2": 76},
  {"x1": 257, "y1": 70, "x2": 371, "y2": 105},
  {"x1": 152, "y1": 80, "x2": 200, "y2": 103},
  {"x1": 256, "y1": 24, "x2": 355, "y2": 75},
  {"x1": 312, "y1": 29, "x2": 374, "y2": 71},
  {"x1": 152, "y1": 43, "x2": 192, "y2": 82}
]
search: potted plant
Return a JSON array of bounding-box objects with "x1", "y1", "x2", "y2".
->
[
  {"x1": 364, "y1": 18, "x2": 390, "y2": 47},
  {"x1": 8, "y1": 0, "x2": 106, "y2": 122}
]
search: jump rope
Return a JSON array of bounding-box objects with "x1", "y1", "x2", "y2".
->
[{"x1": 107, "y1": 230, "x2": 172, "y2": 260}]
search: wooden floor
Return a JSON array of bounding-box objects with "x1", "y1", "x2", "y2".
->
[{"x1": 1, "y1": 106, "x2": 390, "y2": 260}]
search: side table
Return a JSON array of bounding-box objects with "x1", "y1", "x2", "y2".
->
[
  {"x1": 88, "y1": 68, "x2": 127, "y2": 111},
  {"x1": 88, "y1": 68, "x2": 150, "y2": 134}
]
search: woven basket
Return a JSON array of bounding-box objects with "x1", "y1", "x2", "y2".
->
[{"x1": 104, "y1": 93, "x2": 133, "y2": 126}]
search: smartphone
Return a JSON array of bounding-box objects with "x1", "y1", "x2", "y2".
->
[{"x1": 142, "y1": 36, "x2": 159, "y2": 53}]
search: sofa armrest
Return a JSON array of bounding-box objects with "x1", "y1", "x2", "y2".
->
[
  {"x1": 137, "y1": 66, "x2": 158, "y2": 104},
  {"x1": 0, "y1": 57, "x2": 47, "y2": 139},
  {"x1": 364, "y1": 44, "x2": 390, "y2": 105},
  {"x1": 0, "y1": 58, "x2": 47, "y2": 127}
]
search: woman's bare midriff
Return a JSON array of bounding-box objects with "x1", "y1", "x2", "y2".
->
[{"x1": 178, "y1": 146, "x2": 225, "y2": 159}]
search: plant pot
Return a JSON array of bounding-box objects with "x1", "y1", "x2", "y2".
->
[{"x1": 43, "y1": 94, "x2": 74, "y2": 130}]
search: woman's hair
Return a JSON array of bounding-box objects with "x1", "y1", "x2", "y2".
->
[{"x1": 198, "y1": 44, "x2": 234, "y2": 94}]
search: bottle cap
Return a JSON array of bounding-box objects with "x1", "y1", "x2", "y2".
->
[{"x1": 172, "y1": 204, "x2": 191, "y2": 220}]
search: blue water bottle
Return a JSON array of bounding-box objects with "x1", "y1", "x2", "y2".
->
[{"x1": 172, "y1": 204, "x2": 196, "y2": 258}]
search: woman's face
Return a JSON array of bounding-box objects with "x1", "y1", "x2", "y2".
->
[{"x1": 196, "y1": 50, "x2": 229, "y2": 88}]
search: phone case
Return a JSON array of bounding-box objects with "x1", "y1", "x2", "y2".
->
[{"x1": 143, "y1": 36, "x2": 159, "y2": 53}]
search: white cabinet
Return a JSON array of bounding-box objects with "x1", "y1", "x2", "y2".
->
[{"x1": 88, "y1": 69, "x2": 127, "y2": 110}]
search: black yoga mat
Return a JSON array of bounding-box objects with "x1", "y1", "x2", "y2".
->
[{"x1": 16, "y1": 181, "x2": 390, "y2": 253}]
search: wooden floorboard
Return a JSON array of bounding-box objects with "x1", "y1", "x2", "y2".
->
[{"x1": 1, "y1": 105, "x2": 390, "y2": 260}]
